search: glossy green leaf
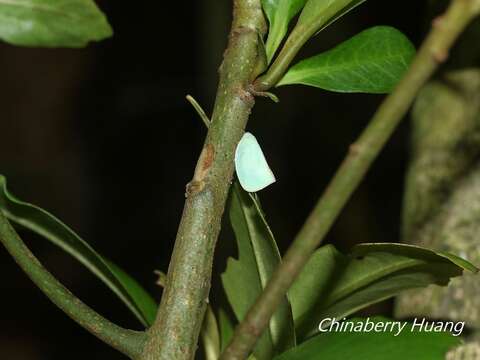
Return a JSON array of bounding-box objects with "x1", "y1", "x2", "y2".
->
[
  {"x1": 278, "y1": 26, "x2": 415, "y2": 93},
  {"x1": 295, "y1": 0, "x2": 365, "y2": 39},
  {"x1": 0, "y1": 0, "x2": 112, "y2": 47},
  {"x1": 262, "y1": 0, "x2": 280, "y2": 20},
  {"x1": 0, "y1": 175, "x2": 157, "y2": 327},
  {"x1": 289, "y1": 243, "x2": 478, "y2": 339},
  {"x1": 316, "y1": 0, "x2": 366, "y2": 33},
  {"x1": 275, "y1": 317, "x2": 461, "y2": 360},
  {"x1": 222, "y1": 182, "x2": 295, "y2": 359},
  {"x1": 262, "y1": 0, "x2": 308, "y2": 61}
]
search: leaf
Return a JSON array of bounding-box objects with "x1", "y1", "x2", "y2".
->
[
  {"x1": 201, "y1": 306, "x2": 221, "y2": 360},
  {"x1": 278, "y1": 26, "x2": 415, "y2": 93},
  {"x1": 252, "y1": 31, "x2": 269, "y2": 80},
  {"x1": 219, "y1": 308, "x2": 235, "y2": 352},
  {"x1": 316, "y1": 0, "x2": 367, "y2": 34},
  {"x1": 0, "y1": 175, "x2": 157, "y2": 327},
  {"x1": 353, "y1": 243, "x2": 479, "y2": 273},
  {"x1": 262, "y1": 0, "x2": 308, "y2": 62},
  {"x1": 289, "y1": 243, "x2": 478, "y2": 339},
  {"x1": 0, "y1": 0, "x2": 112, "y2": 47},
  {"x1": 274, "y1": 317, "x2": 461, "y2": 360},
  {"x1": 221, "y1": 182, "x2": 295, "y2": 359},
  {"x1": 295, "y1": 0, "x2": 366, "y2": 39}
]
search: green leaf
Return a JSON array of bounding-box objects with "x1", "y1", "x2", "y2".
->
[
  {"x1": 275, "y1": 317, "x2": 461, "y2": 360},
  {"x1": 201, "y1": 306, "x2": 221, "y2": 360},
  {"x1": 222, "y1": 182, "x2": 295, "y2": 359},
  {"x1": 278, "y1": 26, "x2": 415, "y2": 93},
  {"x1": 219, "y1": 309, "x2": 235, "y2": 352},
  {"x1": 316, "y1": 0, "x2": 367, "y2": 34},
  {"x1": 252, "y1": 31, "x2": 269, "y2": 79},
  {"x1": 262, "y1": 0, "x2": 308, "y2": 62},
  {"x1": 0, "y1": 175, "x2": 157, "y2": 327},
  {"x1": 353, "y1": 243, "x2": 479, "y2": 273},
  {"x1": 295, "y1": 0, "x2": 366, "y2": 39},
  {"x1": 289, "y1": 243, "x2": 477, "y2": 339},
  {"x1": 0, "y1": 0, "x2": 112, "y2": 48}
]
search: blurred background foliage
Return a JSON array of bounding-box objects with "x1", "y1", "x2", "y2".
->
[{"x1": 0, "y1": 0, "x2": 458, "y2": 358}]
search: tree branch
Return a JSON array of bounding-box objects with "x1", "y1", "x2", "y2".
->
[
  {"x1": 140, "y1": 1, "x2": 266, "y2": 359},
  {"x1": 220, "y1": 0, "x2": 480, "y2": 358},
  {"x1": 395, "y1": 68, "x2": 480, "y2": 359},
  {"x1": 0, "y1": 212, "x2": 146, "y2": 359}
]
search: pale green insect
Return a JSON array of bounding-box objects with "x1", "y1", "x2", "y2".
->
[{"x1": 235, "y1": 132, "x2": 276, "y2": 192}]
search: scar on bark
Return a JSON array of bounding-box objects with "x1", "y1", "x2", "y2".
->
[{"x1": 186, "y1": 144, "x2": 215, "y2": 196}]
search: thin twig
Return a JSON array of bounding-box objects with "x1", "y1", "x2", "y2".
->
[
  {"x1": 154, "y1": 270, "x2": 167, "y2": 288},
  {"x1": 220, "y1": 0, "x2": 480, "y2": 358},
  {"x1": 0, "y1": 212, "x2": 146, "y2": 359},
  {"x1": 186, "y1": 94, "x2": 211, "y2": 128}
]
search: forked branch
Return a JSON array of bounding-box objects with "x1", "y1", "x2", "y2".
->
[{"x1": 221, "y1": 0, "x2": 480, "y2": 358}]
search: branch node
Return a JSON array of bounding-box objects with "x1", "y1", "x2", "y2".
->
[
  {"x1": 433, "y1": 15, "x2": 446, "y2": 29},
  {"x1": 247, "y1": 84, "x2": 280, "y2": 103},
  {"x1": 432, "y1": 47, "x2": 450, "y2": 63},
  {"x1": 219, "y1": 0, "x2": 480, "y2": 358},
  {"x1": 237, "y1": 86, "x2": 255, "y2": 104},
  {"x1": 349, "y1": 143, "x2": 363, "y2": 156},
  {"x1": 185, "y1": 180, "x2": 206, "y2": 197},
  {"x1": 231, "y1": 26, "x2": 258, "y2": 37}
]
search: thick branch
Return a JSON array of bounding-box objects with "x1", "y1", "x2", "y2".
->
[
  {"x1": 395, "y1": 69, "x2": 480, "y2": 359},
  {"x1": 401, "y1": 69, "x2": 480, "y2": 242},
  {"x1": 221, "y1": 1, "x2": 480, "y2": 358},
  {"x1": 140, "y1": 1, "x2": 266, "y2": 359},
  {"x1": 395, "y1": 6, "x2": 480, "y2": 360},
  {"x1": 0, "y1": 212, "x2": 146, "y2": 359}
]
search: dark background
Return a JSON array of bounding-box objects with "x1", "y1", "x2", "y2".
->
[{"x1": 0, "y1": 1, "x2": 437, "y2": 358}]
